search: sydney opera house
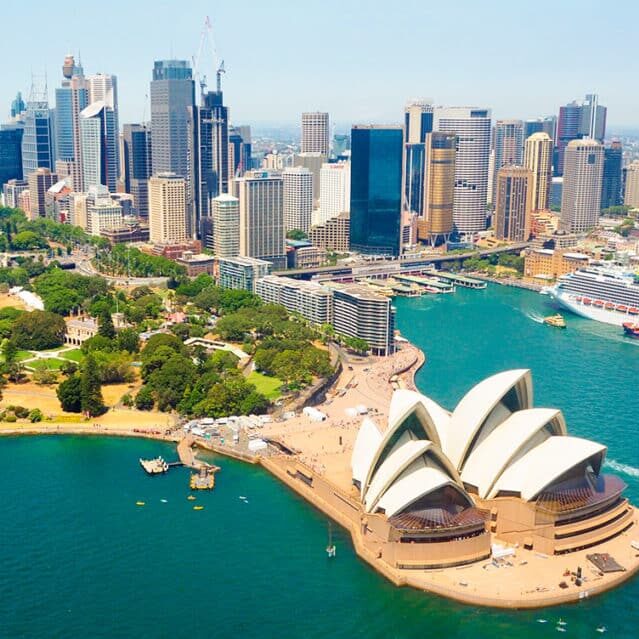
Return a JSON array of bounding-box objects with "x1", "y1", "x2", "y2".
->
[{"x1": 351, "y1": 369, "x2": 635, "y2": 568}]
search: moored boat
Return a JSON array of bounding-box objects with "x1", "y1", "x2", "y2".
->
[{"x1": 622, "y1": 322, "x2": 639, "y2": 338}]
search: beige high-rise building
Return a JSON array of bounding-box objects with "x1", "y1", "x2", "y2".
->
[
  {"x1": 560, "y1": 139, "x2": 603, "y2": 232},
  {"x1": 148, "y1": 173, "x2": 187, "y2": 244},
  {"x1": 624, "y1": 161, "x2": 639, "y2": 208},
  {"x1": 301, "y1": 112, "x2": 329, "y2": 155},
  {"x1": 494, "y1": 166, "x2": 533, "y2": 241},
  {"x1": 418, "y1": 132, "x2": 456, "y2": 245},
  {"x1": 524, "y1": 132, "x2": 553, "y2": 212},
  {"x1": 212, "y1": 193, "x2": 240, "y2": 258},
  {"x1": 283, "y1": 167, "x2": 313, "y2": 233}
]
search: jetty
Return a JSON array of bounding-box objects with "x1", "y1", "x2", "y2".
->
[
  {"x1": 429, "y1": 271, "x2": 487, "y2": 289},
  {"x1": 179, "y1": 434, "x2": 220, "y2": 490}
]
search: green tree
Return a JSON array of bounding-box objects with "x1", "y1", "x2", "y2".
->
[
  {"x1": 286, "y1": 229, "x2": 308, "y2": 240},
  {"x1": 115, "y1": 328, "x2": 140, "y2": 353},
  {"x1": 29, "y1": 408, "x2": 44, "y2": 423},
  {"x1": 80, "y1": 353, "x2": 106, "y2": 416},
  {"x1": 98, "y1": 309, "x2": 116, "y2": 339},
  {"x1": 56, "y1": 374, "x2": 83, "y2": 412},
  {"x1": 135, "y1": 385, "x2": 155, "y2": 410},
  {"x1": 11, "y1": 310, "x2": 66, "y2": 350}
]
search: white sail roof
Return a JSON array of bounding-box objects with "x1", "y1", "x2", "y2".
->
[
  {"x1": 446, "y1": 369, "x2": 533, "y2": 470},
  {"x1": 351, "y1": 417, "x2": 382, "y2": 486},
  {"x1": 375, "y1": 462, "x2": 458, "y2": 517},
  {"x1": 461, "y1": 408, "x2": 566, "y2": 499},
  {"x1": 491, "y1": 436, "x2": 606, "y2": 501}
]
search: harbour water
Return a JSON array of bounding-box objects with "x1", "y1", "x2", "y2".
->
[{"x1": 1, "y1": 285, "x2": 638, "y2": 638}]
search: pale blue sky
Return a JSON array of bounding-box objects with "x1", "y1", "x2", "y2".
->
[{"x1": 3, "y1": 0, "x2": 637, "y2": 128}]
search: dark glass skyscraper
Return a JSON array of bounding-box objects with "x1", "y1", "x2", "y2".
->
[
  {"x1": 404, "y1": 101, "x2": 434, "y2": 215},
  {"x1": 122, "y1": 124, "x2": 152, "y2": 218},
  {"x1": 229, "y1": 126, "x2": 252, "y2": 176},
  {"x1": 601, "y1": 140, "x2": 623, "y2": 210},
  {"x1": 21, "y1": 97, "x2": 53, "y2": 177},
  {"x1": 349, "y1": 125, "x2": 403, "y2": 256},
  {"x1": 0, "y1": 124, "x2": 24, "y2": 187}
]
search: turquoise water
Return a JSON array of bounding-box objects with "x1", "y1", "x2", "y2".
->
[{"x1": 1, "y1": 285, "x2": 638, "y2": 638}]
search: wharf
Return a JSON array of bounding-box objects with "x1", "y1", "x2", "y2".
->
[
  {"x1": 429, "y1": 271, "x2": 487, "y2": 289},
  {"x1": 394, "y1": 274, "x2": 454, "y2": 293}
]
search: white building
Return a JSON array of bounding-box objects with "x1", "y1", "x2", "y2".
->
[
  {"x1": 316, "y1": 161, "x2": 350, "y2": 225},
  {"x1": 560, "y1": 138, "x2": 604, "y2": 233},
  {"x1": 235, "y1": 170, "x2": 285, "y2": 270},
  {"x1": 218, "y1": 256, "x2": 272, "y2": 292},
  {"x1": 255, "y1": 275, "x2": 332, "y2": 326},
  {"x1": 85, "y1": 187, "x2": 123, "y2": 236},
  {"x1": 283, "y1": 167, "x2": 313, "y2": 234},
  {"x1": 212, "y1": 193, "x2": 240, "y2": 258},
  {"x1": 301, "y1": 112, "x2": 329, "y2": 155},
  {"x1": 79, "y1": 100, "x2": 118, "y2": 192},
  {"x1": 434, "y1": 107, "x2": 491, "y2": 236}
]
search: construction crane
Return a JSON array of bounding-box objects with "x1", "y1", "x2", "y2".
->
[{"x1": 192, "y1": 15, "x2": 225, "y2": 100}]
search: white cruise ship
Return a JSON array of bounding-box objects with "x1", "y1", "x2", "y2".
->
[{"x1": 548, "y1": 267, "x2": 639, "y2": 326}]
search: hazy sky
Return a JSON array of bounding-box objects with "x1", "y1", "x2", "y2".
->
[{"x1": 3, "y1": 0, "x2": 637, "y2": 129}]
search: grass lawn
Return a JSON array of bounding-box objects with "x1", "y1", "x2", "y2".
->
[
  {"x1": 61, "y1": 348, "x2": 84, "y2": 362},
  {"x1": 29, "y1": 358, "x2": 67, "y2": 371},
  {"x1": 247, "y1": 371, "x2": 283, "y2": 400},
  {"x1": 16, "y1": 350, "x2": 33, "y2": 362}
]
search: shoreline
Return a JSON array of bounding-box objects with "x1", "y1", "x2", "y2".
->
[{"x1": 2, "y1": 342, "x2": 638, "y2": 610}]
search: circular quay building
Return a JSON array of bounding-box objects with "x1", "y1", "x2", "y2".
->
[{"x1": 346, "y1": 370, "x2": 639, "y2": 607}]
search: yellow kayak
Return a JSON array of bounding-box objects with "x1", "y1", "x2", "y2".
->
[
  {"x1": 136, "y1": 501, "x2": 145, "y2": 506},
  {"x1": 193, "y1": 505, "x2": 204, "y2": 511}
]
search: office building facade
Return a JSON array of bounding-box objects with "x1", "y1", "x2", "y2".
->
[
  {"x1": 560, "y1": 139, "x2": 604, "y2": 232},
  {"x1": 283, "y1": 167, "x2": 313, "y2": 233},
  {"x1": 85, "y1": 186, "x2": 123, "y2": 236},
  {"x1": 309, "y1": 211, "x2": 350, "y2": 252},
  {"x1": 494, "y1": 166, "x2": 533, "y2": 241},
  {"x1": 623, "y1": 161, "x2": 639, "y2": 208},
  {"x1": 212, "y1": 193, "x2": 240, "y2": 257},
  {"x1": 79, "y1": 101, "x2": 118, "y2": 192},
  {"x1": 418, "y1": 132, "x2": 456, "y2": 245},
  {"x1": 3, "y1": 179, "x2": 28, "y2": 208},
  {"x1": 218, "y1": 256, "x2": 271, "y2": 292},
  {"x1": 404, "y1": 100, "x2": 434, "y2": 215},
  {"x1": 349, "y1": 125, "x2": 403, "y2": 256},
  {"x1": 524, "y1": 132, "x2": 553, "y2": 212},
  {"x1": 600, "y1": 140, "x2": 623, "y2": 210},
  {"x1": 0, "y1": 124, "x2": 23, "y2": 187},
  {"x1": 301, "y1": 112, "x2": 329, "y2": 155},
  {"x1": 148, "y1": 172, "x2": 187, "y2": 243},
  {"x1": 21, "y1": 97, "x2": 53, "y2": 177},
  {"x1": 492, "y1": 120, "x2": 524, "y2": 204},
  {"x1": 523, "y1": 117, "x2": 556, "y2": 141},
  {"x1": 122, "y1": 124, "x2": 152, "y2": 218},
  {"x1": 316, "y1": 161, "x2": 350, "y2": 225},
  {"x1": 434, "y1": 107, "x2": 491, "y2": 236},
  {"x1": 27, "y1": 167, "x2": 58, "y2": 218},
  {"x1": 236, "y1": 170, "x2": 286, "y2": 269}
]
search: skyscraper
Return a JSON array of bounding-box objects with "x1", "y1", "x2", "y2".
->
[
  {"x1": 212, "y1": 193, "x2": 240, "y2": 257},
  {"x1": 122, "y1": 124, "x2": 152, "y2": 218},
  {"x1": 79, "y1": 101, "x2": 118, "y2": 192},
  {"x1": 523, "y1": 117, "x2": 556, "y2": 141},
  {"x1": 600, "y1": 140, "x2": 623, "y2": 210},
  {"x1": 301, "y1": 112, "x2": 329, "y2": 155},
  {"x1": 86, "y1": 73, "x2": 120, "y2": 179},
  {"x1": 55, "y1": 55, "x2": 89, "y2": 191},
  {"x1": 191, "y1": 87, "x2": 229, "y2": 229},
  {"x1": 228, "y1": 125, "x2": 251, "y2": 177},
  {"x1": 316, "y1": 161, "x2": 350, "y2": 225},
  {"x1": 0, "y1": 124, "x2": 24, "y2": 187},
  {"x1": 560, "y1": 139, "x2": 604, "y2": 232},
  {"x1": 21, "y1": 87, "x2": 53, "y2": 177},
  {"x1": 404, "y1": 100, "x2": 434, "y2": 215},
  {"x1": 236, "y1": 170, "x2": 286, "y2": 269},
  {"x1": 418, "y1": 132, "x2": 456, "y2": 245},
  {"x1": 555, "y1": 95, "x2": 607, "y2": 176},
  {"x1": 349, "y1": 125, "x2": 404, "y2": 256},
  {"x1": 492, "y1": 120, "x2": 524, "y2": 204},
  {"x1": 433, "y1": 107, "x2": 491, "y2": 236},
  {"x1": 283, "y1": 167, "x2": 313, "y2": 234},
  {"x1": 150, "y1": 60, "x2": 195, "y2": 180},
  {"x1": 10, "y1": 92, "x2": 25, "y2": 120},
  {"x1": 148, "y1": 172, "x2": 187, "y2": 244},
  {"x1": 494, "y1": 166, "x2": 533, "y2": 241},
  {"x1": 524, "y1": 132, "x2": 553, "y2": 212}
]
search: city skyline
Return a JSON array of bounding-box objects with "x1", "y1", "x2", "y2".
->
[{"x1": 2, "y1": 1, "x2": 637, "y2": 129}]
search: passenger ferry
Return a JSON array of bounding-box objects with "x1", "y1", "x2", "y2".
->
[{"x1": 547, "y1": 266, "x2": 639, "y2": 326}]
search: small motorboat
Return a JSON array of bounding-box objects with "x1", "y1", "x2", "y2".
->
[
  {"x1": 187, "y1": 495, "x2": 196, "y2": 501},
  {"x1": 193, "y1": 505, "x2": 204, "y2": 511},
  {"x1": 596, "y1": 627, "x2": 607, "y2": 634},
  {"x1": 544, "y1": 314, "x2": 566, "y2": 328},
  {"x1": 136, "y1": 501, "x2": 145, "y2": 506},
  {"x1": 623, "y1": 322, "x2": 639, "y2": 339}
]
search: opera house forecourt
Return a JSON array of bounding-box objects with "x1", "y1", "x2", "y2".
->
[{"x1": 262, "y1": 362, "x2": 639, "y2": 608}]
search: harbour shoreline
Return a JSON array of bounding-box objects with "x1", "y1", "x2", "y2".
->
[{"x1": 1, "y1": 340, "x2": 638, "y2": 609}]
